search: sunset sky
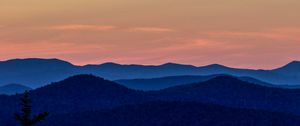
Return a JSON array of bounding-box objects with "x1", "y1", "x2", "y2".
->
[{"x1": 0, "y1": 0, "x2": 300, "y2": 69}]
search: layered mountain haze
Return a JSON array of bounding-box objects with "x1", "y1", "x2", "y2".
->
[
  {"x1": 0, "y1": 58, "x2": 300, "y2": 88},
  {"x1": 1, "y1": 75, "x2": 300, "y2": 125},
  {"x1": 2, "y1": 0, "x2": 300, "y2": 125},
  {"x1": 116, "y1": 75, "x2": 274, "y2": 91}
]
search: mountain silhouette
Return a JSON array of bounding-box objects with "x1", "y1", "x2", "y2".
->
[
  {"x1": 116, "y1": 74, "x2": 274, "y2": 91},
  {"x1": 0, "y1": 75, "x2": 147, "y2": 125},
  {"x1": 273, "y1": 61, "x2": 300, "y2": 76},
  {"x1": 0, "y1": 58, "x2": 300, "y2": 88},
  {"x1": 29, "y1": 75, "x2": 145, "y2": 113},
  {"x1": 156, "y1": 76, "x2": 300, "y2": 115},
  {"x1": 0, "y1": 58, "x2": 79, "y2": 88},
  {"x1": 38, "y1": 101, "x2": 300, "y2": 126},
  {"x1": 0, "y1": 84, "x2": 31, "y2": 95}
]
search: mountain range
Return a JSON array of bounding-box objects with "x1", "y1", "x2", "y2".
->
[
  {"x1": 116, "y1": 74, "x2": 276, "y2": 90},
  {"x1": 0, "y1": 58, "x2": 300, "y2": 88},
  {"x1": 1, "y1": 75, "x2": 300, "y2": 125}
]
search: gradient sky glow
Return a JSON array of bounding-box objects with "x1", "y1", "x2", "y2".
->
[{"x1": 1, "y1": 0, "x2": 300, "y2": 69}]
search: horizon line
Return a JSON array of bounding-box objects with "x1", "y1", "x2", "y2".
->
[{"x1": 0, "y1": 57, "x2": 299, "y2": 71}]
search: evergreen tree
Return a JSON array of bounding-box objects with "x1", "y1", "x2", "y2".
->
[{"x1": 15, "y1": 91, "x2": 49, "y2": 126}]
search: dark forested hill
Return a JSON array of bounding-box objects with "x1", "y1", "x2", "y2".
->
[
  {"x1": 0, "y1": 75, "x2": 147, "y2": 125},
  {"x1": 29, "y1": 75, "x2": 146, "y2": 114},
  {"x1": 37, "y1": 101, "x2": 300, "y2": 126},
  {"x1": 0, "y1": 58, "x2": 300, "y2": 88},
  {"x1": 155, "y1": 76, "x2": 300, "y2": 115}
]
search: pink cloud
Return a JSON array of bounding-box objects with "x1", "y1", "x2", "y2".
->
[
  {"x1": 47, "y1": 24, "x2": 116, "y2": 31},
  {"x1": 156, "y1": 38, "x2": 249, "y2": 53},
  {"x1": 202, "y1": 28, "x2": 300, "y2": 41},
  {"x1": 0, "y1": 41, "x2": 112, "y2": 58},
  {"x1": 129, "y1": 27, "x2": 175, "y2": 33}
]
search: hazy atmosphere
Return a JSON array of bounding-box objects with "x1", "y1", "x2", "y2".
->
[{"x1": 1, "y1": 0, "x2": 300, "y2": 68}]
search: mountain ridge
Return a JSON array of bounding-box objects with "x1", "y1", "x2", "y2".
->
[
  {"x1": 116, "y1": 74, "x2": 277, "y2": 91},
  {"x1": 0, "y1": 58, "x2": 300, "y2": 88}
]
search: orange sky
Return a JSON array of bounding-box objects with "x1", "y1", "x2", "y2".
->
[{"x1": 0, "y1": 0, "x2": 300, "y2": 69}]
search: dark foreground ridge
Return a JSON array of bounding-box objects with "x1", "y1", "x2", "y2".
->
[{"x1": 38, "y1": 101, "x2": 300, "y2": 126}]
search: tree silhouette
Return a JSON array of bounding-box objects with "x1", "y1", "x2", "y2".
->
[{"x1": 15, "y1": 91, "x2": 49, "y2": 126}]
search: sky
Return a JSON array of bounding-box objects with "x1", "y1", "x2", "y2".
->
[{"x1": 0, "y1": 0, "x2": 300, "y2": 69}]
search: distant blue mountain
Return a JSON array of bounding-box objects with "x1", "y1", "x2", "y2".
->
[
  {"x1": 273, "y1": 61, "x2": 300, "y2": 76},
  {"x1": 0, "y1": 84, "x2": 31, "y2": 95},
  {"x1": 0, "y1": 58, "x2": 79, "y2": 88},
  {"x1": 116, "y1": 75, "x2": 274, "y2": 90},
  {"x1": 0, "y1": 58, "x2": 300, "y2": 88}
]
